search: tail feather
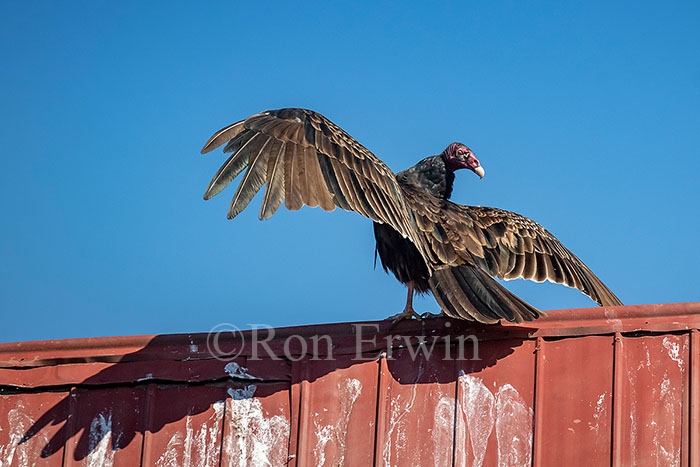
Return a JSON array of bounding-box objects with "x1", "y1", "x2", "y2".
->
[
  {"x1": 452, "y1": 266, "x2": 511, "y2": 321},
  {"x1": 429, "y1": 264, "x2": 544, "y2": 324}
]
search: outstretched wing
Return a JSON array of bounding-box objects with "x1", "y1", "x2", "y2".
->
[
  {"x1": 201, "y1": 108, "x2": 418, "y2": 241},
  {"x1": 402, "y1": 185, "x2": 622, "y2": 309}
]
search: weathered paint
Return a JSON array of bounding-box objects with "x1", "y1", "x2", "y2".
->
[{"x1": 0, "y1": 302, "x2": 698, "y2": 466}]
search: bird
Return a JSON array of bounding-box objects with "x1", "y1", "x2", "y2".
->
[{"x1": 201, "y1": 108, "x2": 622, "y2": 323}]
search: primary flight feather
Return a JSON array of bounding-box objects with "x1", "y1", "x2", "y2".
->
[{"x1": 202, "y1": 108, "x2": 622, "y2": 323}]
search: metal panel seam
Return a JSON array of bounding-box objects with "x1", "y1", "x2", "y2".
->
[
  {"x1": 532, "y1": 336, "x2": 544, "y2": 467},
  {"x1": 288, "y1": 362, "x2": 301, "y2": 467},
  {"x1": 286, "y1": 379, "x2": 296, "y2": 467},
  {"x1": 372, "y1": 354, "x2": 388, "y2": 467},
  {"x1": 611, "y1": 332, "x2": 623, "y2": 467},
  {"x1": 217, "y1": 384, "x2": 227, "y2": 467},
  {"x1": 451, "y1": 357, "x2": 460, "y2": 467},
  {"x1": 294, "y1": 362, "x2": 311, "y2": 466},
  {"x1": 60, "y1": 387, "x2": 76, "y2": 467},
  {"x1": 532, "y1": 337, "x2": 544, "y2": 467},
  {"x1": 138, "y1": 383, "x2": 156, "y2": 467},
  {"x1": 691, "y1": 329, "x2": 699, "y2": 467}
]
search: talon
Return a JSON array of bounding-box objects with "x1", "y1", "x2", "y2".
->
[
  {"x1": 385, "y1": 281, "x2": 424, "y2": 324},
  {"x1": 387, "y1": 307, "x2": 422, "y2": 323}
]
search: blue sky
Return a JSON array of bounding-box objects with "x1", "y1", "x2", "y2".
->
[{"x1": 1, "y1": 1, "x2": 698, "y2": 343}]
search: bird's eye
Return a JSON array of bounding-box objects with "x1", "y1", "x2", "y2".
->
[{"x1": 457, "y1": 150, "x2": 464, "y2": 156}]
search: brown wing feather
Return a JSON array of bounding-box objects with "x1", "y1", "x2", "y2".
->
[
  {"x1": 401, "y1": 185, "x2": 622, "y2": 307},
  {"x1": 259, "y1": 141, "x2": 286, "y2": 220},
  {"x1": 464, "y1": 206, "x2": 621, "y2": 306},
  {"x1": 202, "y1": 108, "x2": 419, "y2": 244}
]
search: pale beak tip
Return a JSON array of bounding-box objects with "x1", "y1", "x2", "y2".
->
[{"x1": 474, "y1": 166, "x2": 485, "y2": 179}]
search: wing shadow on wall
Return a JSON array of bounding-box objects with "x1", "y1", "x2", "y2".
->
[{"x1": 11, "y1": 319, "x2": 535, "y2": 463}]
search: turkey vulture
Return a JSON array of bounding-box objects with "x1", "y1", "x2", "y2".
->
[{"x1": 201, "y1": 108, "x2": 622, "y2": 323}]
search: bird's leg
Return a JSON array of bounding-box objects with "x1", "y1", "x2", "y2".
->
[{"x1": 386, "y1": 282, "x2": 422, "y2": 322}]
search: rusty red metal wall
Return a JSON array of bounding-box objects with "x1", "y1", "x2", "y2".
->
[{"x1": 0, "y1": 302, "x2": 699, "y2": 466}]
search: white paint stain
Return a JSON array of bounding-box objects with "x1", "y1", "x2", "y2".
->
[
  {"x1": 662, "y1": 337, "x2": 685, "y2": 371},
  {"x1": 224, "y1": 384, "x2": 290, "y2": 466},
  {"x1": 313, "y1": 422, "x2": 334, "y2": 466},
  {"x1": 382, "y1": 362, "x2": 423, "y2": 467},
  {"x1": 86, "y1": 411, "x2": 117, "y2": 467},
  {"x1": 432, "y1": 397, "x2": 455, "y2": 467},
  {"x1": 590, "y1": 393, "x2": 607, "y2": 434},
  {"x1": 454, "y1": 372, "x2": 533, "y2": 467},
  {"x1": 313, "y1": 378, "x2": 362, "y2": 466},
  {"x1": 224, "y1": 362, "x2": 261, "y2": 380},
  {"x1": 627, "y1": 364, "x2": 639, "y2": 466},
  {"x1": 156, "y1": 433, "x2": 182, "y2": 467},
  {"x1": 156, "y1": 401, "x2": 224, "y2": 467},
  {"x1": 603, "y1": 309, "x2": 623, "y2": 332},
  {"x1": 0, "y1": 402, "x2": 45, "y2": 467},
  {"x1": 229, "y1": 385, "x2": 256, "y2": 400},
  {"x1": 495, "y1": 384, "x2": 532, "y2": 467},
  {"x1": 628, "y1": 341, "x2": 683, "y2": 467},
  {"x1": 463, "y1": 374, "x2": 495, "y2": 467},
  {"x1": 652, "y1": 371, "x2": 680, "y2": 467},
  {"x1": 660, "y1": 375, "x2": 671, "y2": 397}
]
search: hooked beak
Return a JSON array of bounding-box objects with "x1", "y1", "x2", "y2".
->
[{"x1": 473, "y1": 166, "x2": 485, "y2": 179}]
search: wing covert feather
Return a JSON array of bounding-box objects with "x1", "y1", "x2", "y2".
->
[{"x1": 401, "y1": 185, "x2": 622, "y2": 307}]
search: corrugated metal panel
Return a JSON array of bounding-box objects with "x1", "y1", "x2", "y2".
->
[
  {"x1": 534, "y1": 336, "x2": 614, "y2": 465},
  {"x1": 141, "y1": 384, "x2": 226, "y2": 466},
  {"x1": 0, "y1": 302, "x2": 699, "y2": 466},
  {"x1": 63, "y1": 386, "x2": 147, "y2": 466},
  {"x1": 0, "y1": 391, "x2": 68, "y2": 466},
  {"x1": 456, "y1": 339, "x2": 536, "y2": 467}
]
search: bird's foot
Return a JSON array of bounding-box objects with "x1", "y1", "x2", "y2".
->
[
  {"x1": 420, "y1": 310, "x2": 446, "y2": 319},
  {"x1": 386, "y1": 307, "x2": 423, "y2": 324}
]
